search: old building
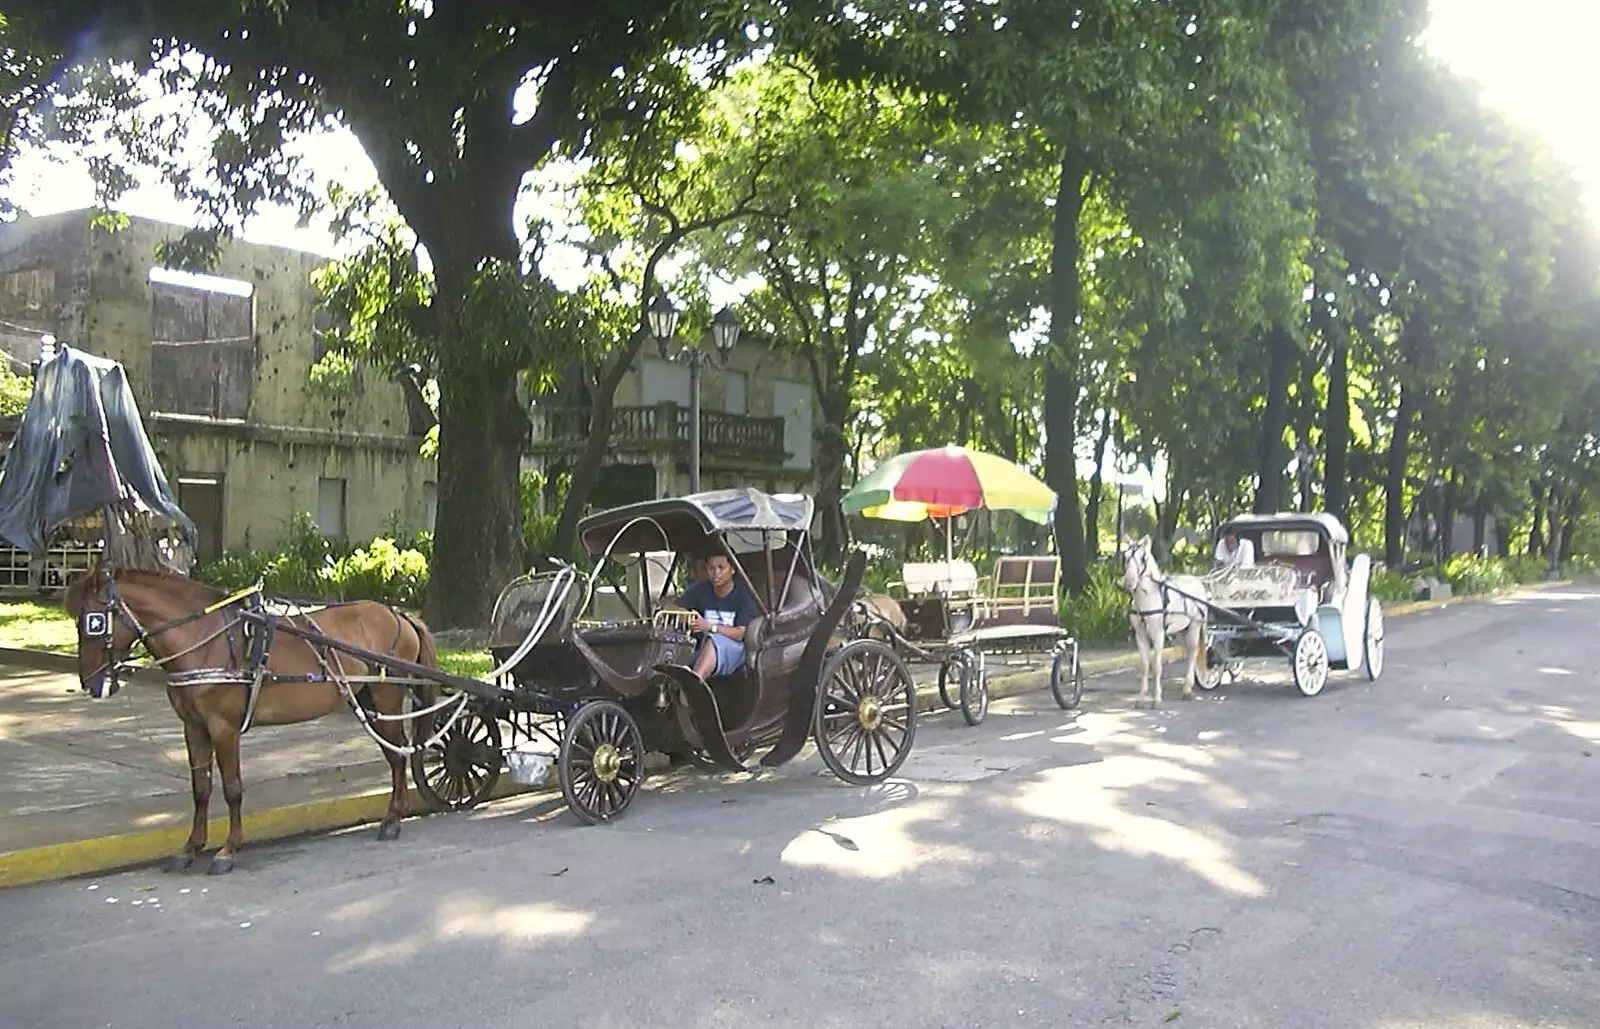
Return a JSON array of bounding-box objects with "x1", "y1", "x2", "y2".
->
[
  {"x1": 525, "y1": 340, "x2": 818, "y2": 510},
  {"x1": 0, "y1": 209, "x2": 436, "y2": 565}
]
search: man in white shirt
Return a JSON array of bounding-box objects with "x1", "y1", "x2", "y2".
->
[{"x1": 1214, "y1": 530, "x2": 1255, "y2": 569}]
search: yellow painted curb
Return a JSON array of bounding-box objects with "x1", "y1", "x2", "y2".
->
[{"x1": 0, "y1": 774, "x2": 542, "y2": 890}]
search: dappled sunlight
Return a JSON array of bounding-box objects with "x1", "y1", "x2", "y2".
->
[
  {"x1": 1371, "y1": 1016, "x2": 1585, "y2": 1029},
  {"x1": 1538, "y1": 666, "x2": 1574, "y2": 675},
  {"x1": 1551, "y1": 719, "x2": 1600, "y2": 744},
  {"x1": 435, "y1": 897, "x2": 594, "y2": 946},
  {"x1": 780, "y1": 792, "x2": 968, "y2": 879},
  {"x1": 326, "y1": 890, "x2": 595, "y2": 973},
  {"x1": 1012, "y1": 759, "x2": 1268, "y2": 898}
]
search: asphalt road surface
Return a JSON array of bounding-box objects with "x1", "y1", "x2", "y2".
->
[{"x1": 3, "y1": 586, "x2": 1598, "y2": 1029}]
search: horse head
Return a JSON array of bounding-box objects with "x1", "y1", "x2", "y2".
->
[
  {"x1": 1119, "y1": 535, "x2": 1158, "y2": 594},
  {"x1": 62, "y1": 565, "x2": 216, "y2": 698}
]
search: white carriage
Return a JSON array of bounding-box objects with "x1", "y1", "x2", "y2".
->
[{"x1": 1198, "y1": 513, "x2": 1385, "y2": 697}]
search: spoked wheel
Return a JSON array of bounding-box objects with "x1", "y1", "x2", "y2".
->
[
  {"x1": 1292, "y1": 630, "x2": 1331, "y2": 697},
  {"x1": 957, "y1": 651, "x2": 989, "y2": 726},
  {"x1": 814, "y1": 639, "x2": 918, "y2": 785},
  {"x1": 1050, "y1": 645, "x2": 1084, "y2": 709},
  {"x1": 410, "y1": 702, "x2": 503, "y2": 812},
  {"x1": 937, "y1": 657, "x2": 962, "y2": 710},
  {"x1": 559, "y1": 700, "x2": 646, "y2": 825},
  {"x1": 1363, "y1": 598, "x2": 1385, "y2": 681},
  {"x1": 1194, "y1": 645, "x2": 1225, "y2": 692}
]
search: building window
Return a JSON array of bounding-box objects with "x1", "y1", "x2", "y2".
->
[
  {"x1": 423, "y1": 481, "x2": 437, "y2": 532},
  {"x1": 148, "y1": 267, "x2": 256, "y2": 420},
  {"x1": 723, "y1": 370, "x2": 748, "y2": 415},
  {"x1": 176, "y1": 475, "x2": 224, "y2": 562},
  {"x1": 316, "y1": 477, "x2": 347, "y2": 539}
]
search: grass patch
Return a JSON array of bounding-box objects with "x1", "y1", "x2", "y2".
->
[
  {"x1": 437, "y1": 649, "x2": 492, "y2": 679},
  {"x1": 0, "y1": 601, "x2": 76, "y2": 653},
  {"x1": 1, "y1": 599, "x2": 496, "y2": 681}
]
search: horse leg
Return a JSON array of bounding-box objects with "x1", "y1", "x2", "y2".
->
[
  {"x1": 1181, "y1": 619, "x2": 1201, "y2": 700},
  {"x1": 369, "y1": 682, "x2": 410, "y2": 842},
  {"x1": 168, "y1": 721, "x2": 214, "y2": 873},
  {"x1": 1132, "y1": 618, "x2": 1152, "y2": 706},
  {"x1": 1151, "y1": 620, "x2": 1166, "y2": 706},
  {"x1": 207, "y1": 722, "x2": 245, "y2": 875}
]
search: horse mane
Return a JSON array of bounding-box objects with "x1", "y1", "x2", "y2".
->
[{"x1": 62, "y1": 562, "x2": 224, "y2": 618}]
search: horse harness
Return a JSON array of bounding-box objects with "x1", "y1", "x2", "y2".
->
[{"x1": 85, "y1": 577, "x2": 416, "y2": 734}]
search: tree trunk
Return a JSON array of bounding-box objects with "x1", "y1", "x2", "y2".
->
[
  {"x1": 1528, "y1": 481, "x2": 1547, "y2": 557},
  {"x1": 1439, "y1": 474, "x2": 1459, "y2": 560},
  {"x1": 1254, "y1": 324, "x2": 1295, "y2": 514},
  {"x1": 425, "y1": 350, "x2": 530, "y2": 629},
  {"x1": 1083, "y1": 405, "x2": 1114, "y2": 559},
  {"x1": 550, "y1": 335, "x2": 647, "y2": 562},
  {"x1": 1383, "y1": 385, "x2": 1413, "y2": 569},
  {"x1": 816, "y1": 413, "x2": 851, "y2": 569},
  {"x1": 1323, "y1": 336, "x2": 1350, "y2": 521},
  {"x1": 1471, "y1": 503, "x2": 1487, "y2": 555},
  {"x1": 1045, "y1": 146, "x2": 1091, "y2": 596}
]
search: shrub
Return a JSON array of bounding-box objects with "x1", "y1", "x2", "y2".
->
[
  {"x1": 325, "y1": 537, "x2": 430, "y2": 607},
  {"x1": 1441, "y1": 554, "x2": 1514, "y2": 596},
  {"x1": 1368, "y1": 570, "x2": 1415, "y2": 604},
  {"x1": 1059, "y1": 562, "x2": 1130, "y2": 646}
]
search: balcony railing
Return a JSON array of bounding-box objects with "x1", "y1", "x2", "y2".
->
[{"x1": 529, "y1": 403, "x2": 787, "y2": 464}]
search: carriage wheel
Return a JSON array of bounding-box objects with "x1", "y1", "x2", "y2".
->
[
  {"x1": 1194, "y1": 645, "x2": 1225, "y2": 692},
  {"x1": 410, "y1": 702, "x2": 503, "y2": 812},
  {"x1": 1292, "y1": 630, "x2": 1331, "y2": 697},
  {"x1": 937, "y1": 657, "x2": 961, "y2": 710},
  {"x1": 559, "y1": 700, "x2": 645, "y2": 825},
  {"x1": 1363, "y1": 598, "x2": 1386, "y2": 681},
  {"x1": 814, "y1": 639, "x2": 918, "y2": 786},
  {"x1": 1050, "y1": 645, "x2": 1084, "y2": 710},
  {"x1": 958, "y1": 652, "x2": 989, "y2": 726}
]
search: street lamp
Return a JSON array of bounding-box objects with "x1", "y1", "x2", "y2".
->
[{"x1": 648, "y1": 297, "x2": 741, "y2": 494}]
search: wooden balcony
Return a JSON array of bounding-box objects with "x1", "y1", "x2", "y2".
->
[{"x1": 528, "y1": 403, "x2": 788, "y2": 466}]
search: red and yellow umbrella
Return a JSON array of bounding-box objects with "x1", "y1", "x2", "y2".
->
[{"x1": 841, "y1": 445, "x2": 1056, "y2": 526}]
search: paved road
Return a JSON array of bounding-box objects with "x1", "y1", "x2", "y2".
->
[{"x1": 3, "y1": 586, "x2": 1597, "y2": 1029}]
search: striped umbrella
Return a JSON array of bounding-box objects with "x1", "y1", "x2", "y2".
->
[{"x1": 841, "y1": 446, "x2": 1056, "y2": 559}]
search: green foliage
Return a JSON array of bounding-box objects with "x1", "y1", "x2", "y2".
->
[
  {"x1": 1058, "y1": 563, "x2": 1130, "y2": 647},
  {"x1": 520, "y1": 469, "x2": 565, "y2": 565},
  {"x1": 0, "y1": 364, "x2": 34, "y2": 417},
  {"x1": 1436, "y1": 554, "x2": 1555, "y2": 596},
  {"x1": 1368, "y1": 570, "x2": 1414, "y2": 604},
  {"x1": 194, "y1": 514, "x2": 429, "y2": 607}
]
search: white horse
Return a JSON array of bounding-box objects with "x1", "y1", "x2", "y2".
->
[{"x1": 1119, "y1": 536, "x2": 1210, "y2": 707}]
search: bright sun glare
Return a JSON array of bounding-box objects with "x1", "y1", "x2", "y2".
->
[{"x1": 8, "y1": 3, "x2": 1598, "y2": 246}]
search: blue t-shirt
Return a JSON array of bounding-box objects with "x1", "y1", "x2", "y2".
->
[{"x1": 676, "y1": 579, "x2": 758, "y2": 630}]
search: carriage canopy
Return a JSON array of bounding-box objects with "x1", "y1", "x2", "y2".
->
[{"x1": 576, "y1": 488, "x2": 815, "y2": 557}]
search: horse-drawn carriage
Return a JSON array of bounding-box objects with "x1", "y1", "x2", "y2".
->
[
  {"x1": 410, "y1": 488, "x2": 918, "y2": 823},
  {"x1": 850, "y1": 556, "x2": 1082, "y2": 726},
  {"x1": 1196, "y1": 513, "x2": 1386, "y2": 696}
]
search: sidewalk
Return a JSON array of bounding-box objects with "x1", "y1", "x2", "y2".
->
[{"x1": 0, "y1": 583, "x2": 1556, "y2": 889}]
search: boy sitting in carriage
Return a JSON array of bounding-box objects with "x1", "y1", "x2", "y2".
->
[{"x1": 674, "y1": 551, "x2": 758, "y2": 679}]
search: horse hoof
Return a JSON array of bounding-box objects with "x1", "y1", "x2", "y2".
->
[
  {"x1": 164, "y1": 854, "x2": 195, "y2": 874},
  {"x1": 206, "y1": 856, "x2": 235, "y2": 876},
  {"x1": 377, "y1": 821, "x2": 401, "y2": 842}
]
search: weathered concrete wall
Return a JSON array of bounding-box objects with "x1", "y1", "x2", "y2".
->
[
  {"x1": 150, "y1": 418, "x2": 433, "y2": 552},
  {"x1": 0, "y1": 210, "x2": 436, "y2": 553}
]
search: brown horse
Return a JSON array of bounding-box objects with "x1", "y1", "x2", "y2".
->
[{"x1": 63, "y1": 565, "x2": 440, "y2": 875}]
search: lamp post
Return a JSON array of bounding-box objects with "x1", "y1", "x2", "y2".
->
[{"x1": 647, "y1": 297, "x2": 741, "y2": 493}]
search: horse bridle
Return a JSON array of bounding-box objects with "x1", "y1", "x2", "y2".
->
[
  {"x1": 1119, "y1": 543, "x2": 1172, "y2": 619},
  {"x1": 78, "y1": 573, "x2": 256, "y2": 698}
]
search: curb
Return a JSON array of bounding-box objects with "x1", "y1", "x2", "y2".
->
[
  {"x1": 0, "y1": 579, "x2": 1574, "y2": 889},
  {"x1": 0, "y1": 776, "x2": 544, "y2": 890}
]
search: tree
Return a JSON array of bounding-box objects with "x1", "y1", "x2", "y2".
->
[{"x1": 20, "y1": 0, "x2": 791, "y2": 625}]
